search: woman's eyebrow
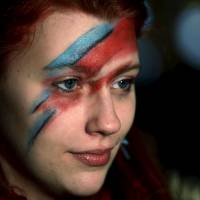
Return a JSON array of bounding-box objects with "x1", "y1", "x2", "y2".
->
[
  {"x1": 44, "y1": 23, "x2": 113, "y2": 70},
  {"x1": 70, "y1": 63, "x2": 140, "y2": 76},
  {"x1": 87, "y1": 64, "x2": 140, "y2": 82},
  {"x1": 119, "y1": 64, "x2": 140, "y2": 73}
]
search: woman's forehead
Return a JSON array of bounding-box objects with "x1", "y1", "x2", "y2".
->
[
  {"x1": 8, "y1": 11, "x2": 138, "y2": 77},
  {"x1": 43, "y1": 15, "x2": 138, "y2": 78}
]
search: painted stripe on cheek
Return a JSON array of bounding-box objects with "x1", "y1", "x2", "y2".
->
[
  {"x1": 28, "y1": 109, "x2": 56, "y2": 147},
  {"x1": 30, "y1": 90, "x2": 51, "y2": 113},
  {"x1": 45, "y1": 23, "x2": 113, "y2": 70}
]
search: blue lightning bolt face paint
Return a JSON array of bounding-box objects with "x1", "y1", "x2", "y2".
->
[
  {"x1": 45, "y1": 23, "x2": 113, "y2": 71},
  {"x1": 30, "y1": 90, "x2": 51, "y2": 113},
  {"x1": 28, "y1": 109, "x2": 56, "y2": 148}
]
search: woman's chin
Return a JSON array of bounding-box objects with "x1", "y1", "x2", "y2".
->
[
  {"x1": 71, "y1": 184, "x2": 103, "y2": 197},
  {"x1": 63, "y1": 170, "x2": 107, "y2": 197}
]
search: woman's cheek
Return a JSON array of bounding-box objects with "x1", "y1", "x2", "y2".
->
[
  {"x1": 39, "y1": 90, "x2": 82, "y2": 113},
  {"x1": 27, "y1": 89, "x2": 83, "y2": 148},
  {"x1": 117, "y1": 92, "x2": 136, "y2": 131}
]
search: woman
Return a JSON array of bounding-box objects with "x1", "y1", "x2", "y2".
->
[{"x1": 0, "y1": 0, "x2": 171, "y2": 199}]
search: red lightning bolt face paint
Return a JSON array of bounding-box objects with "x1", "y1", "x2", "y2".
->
[
  {"x1": 44, "y1": 17, "x2": 137, "y2": 108},
  {"x1": 76, "y1": 18, "x2": 137, "y2": 74},
  {"x1": 33, "y1": 18, "x2": 138, "y2": 141},
  {"x1": 44, "y1": 18, "x2": 137, "y2": 87},
  {"x1": 36, "y1": 90, "x2": 82, "y2": 114},
  {"x1": 88, "y1": 65, "x2": 138, "y2": 93}
]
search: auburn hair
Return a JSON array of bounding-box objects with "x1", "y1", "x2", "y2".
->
[
  {"x1": 0, "y1": 1, "x2": 171, "y2": 200},
  {"x1": 0, "y1": 0, "x2": 146, "y2": 71}
]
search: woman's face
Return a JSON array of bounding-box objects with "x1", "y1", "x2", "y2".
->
[{"x1": 0, "y1": 11, "x2": 139, "y2": 197}]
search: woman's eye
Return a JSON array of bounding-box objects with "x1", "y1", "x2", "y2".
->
[
  {"x1": 55, "y1": 78, "x2": 79, "y2": 92},
  {"x1": 112, "y1": 78, "x2": 135, "y2": 91}
]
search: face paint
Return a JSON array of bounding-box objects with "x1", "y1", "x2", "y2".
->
[
  {"x1": 89, "y1": 65, "x2": 138, "y2": 93},
  {"x1": 76, "y1": 18, "x2": 136, "y2": 74},
  {"x1": 30, "y1": 90, "x2": 51, "y2": 113},
  {"x1": 29, "y1": 18, "x2": 137, "y2": 148},
  {"x1": 44, "y1": 18, "x2": 136, "y2": 80},
  {"x1": 45, "y1": 23, "x2": 113, "y2": 71},
  {"x1": 28, "y1": 89, "x2": 81, "y2": 148},
  {"x1": 28, "y1": 109, "x2": 56, "y2": 147},
  {"x1": 37, "y1": 90, "x2": 82, "y2": 113},
  {"x1": 29, "y1": 90, "x2": 54, "y2": 148}
]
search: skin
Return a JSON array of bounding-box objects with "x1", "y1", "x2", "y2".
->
[{"x1": 0, "y1": 10, "x2": 139, "y2": 200}]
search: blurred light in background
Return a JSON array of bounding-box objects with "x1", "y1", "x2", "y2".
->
[
  {"x1": 136, "y1": 37, "x2": 164, "y2": 85},
  {"x1": 136, "y1": 1, "x2": 164, "y2": 85},
  {"x1": 143, "y1": 0, "x2": 155, "y2": 31},
  {"x1": 174, "y1": 6, "x2": 200, "y2": 70}
]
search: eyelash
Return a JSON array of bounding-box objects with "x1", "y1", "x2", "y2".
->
[
  {"x1": 53, "y1": 77, "x2": 81, "y2": 93},
  {"x1": 53, "y1": 76, "x2": 135, "y2": 93},
  {"x1": 112, "y1": 77, "x2": 135, "y2": 92}
]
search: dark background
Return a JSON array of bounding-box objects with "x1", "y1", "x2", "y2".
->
[{"x1": 135, "y1": 0, "x2": 200, "y2": 177}]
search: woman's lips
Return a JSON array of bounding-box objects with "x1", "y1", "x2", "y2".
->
[{"x1": 71, "y1": 149, "x2": 112, "y2": 167}]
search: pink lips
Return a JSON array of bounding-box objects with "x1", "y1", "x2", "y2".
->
[{"x1": 72, "y1": 149, "x2": 112, "y2": 167}]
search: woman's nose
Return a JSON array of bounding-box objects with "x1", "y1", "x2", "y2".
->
[{"x1": 85, "y1": 89, "x2": 121, "y2": 136}]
